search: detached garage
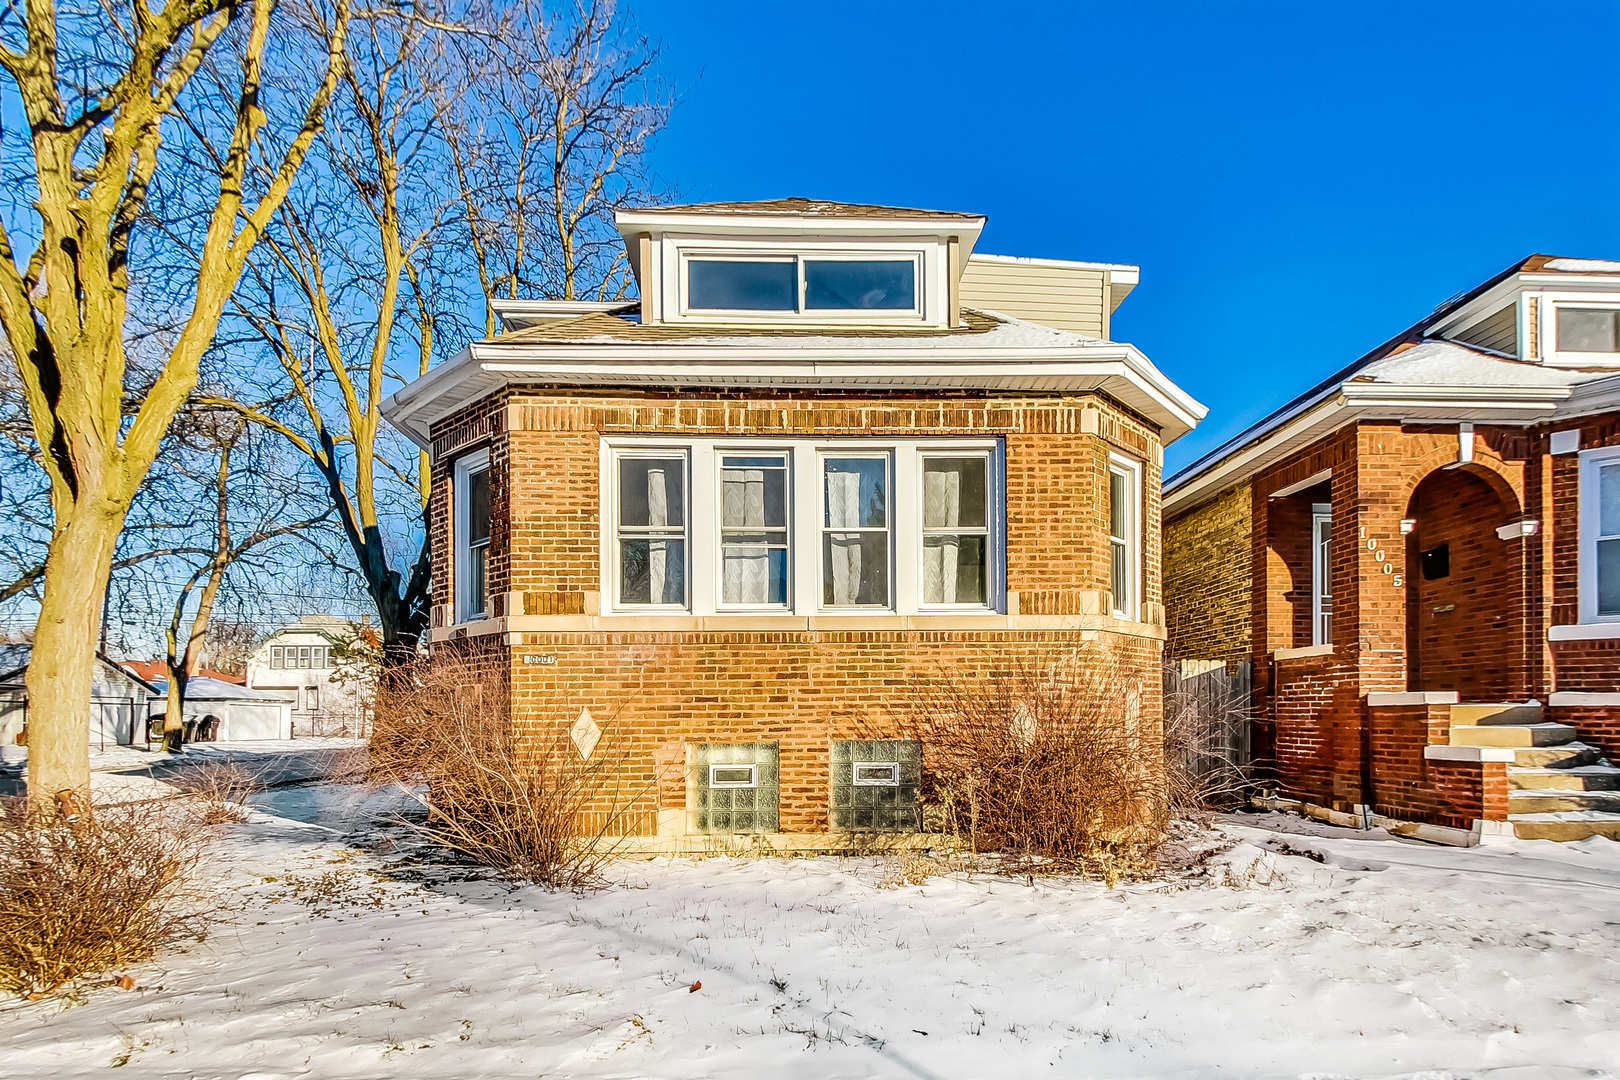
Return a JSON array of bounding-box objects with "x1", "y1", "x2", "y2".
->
[
  {"x1": 148, "y1": 676, "x2": 295, "y2": 742},
  {"x1": 0, "y1": 644, "x2": 159, "y2": 762}
]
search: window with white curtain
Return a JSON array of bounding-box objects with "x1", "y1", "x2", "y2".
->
[
  {"x1": 822, "y1": 456, "x2": 890, "y2": 607},
  {"x1": 921, "y1": 455, "x2": 989, "y2": 606},
  {"x1": 601, "y1": 438, "x2": 1002, "y2": 617},
  {"x1": 720, "y1": 454, "x2": 789, "y2": 606},
  {"x1": 616, "y1": 453, "x2": 689, "y2": 607}
]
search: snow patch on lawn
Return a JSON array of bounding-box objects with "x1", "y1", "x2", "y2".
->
[{"x1": 4, "y1": 784, "x2": 1618, "y2": 1079}]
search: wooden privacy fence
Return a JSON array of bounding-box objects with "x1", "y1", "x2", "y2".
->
[{"x1": 1164, "y1": 658, "x2": 1252, "y2": 804}]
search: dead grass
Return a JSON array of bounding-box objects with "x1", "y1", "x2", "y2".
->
[
  {"x1": 897, "y1": 645, "x2": 1167, "y2": 885},
  {"x1": 0, "y1": 798, "x2": 211, "y2": 996},
  {"x1": 367, "y1": 653, "x2": 646, "y2": 889}
]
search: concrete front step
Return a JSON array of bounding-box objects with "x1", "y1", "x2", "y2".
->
[
  {"x1": 1513, "y1": 742, "x2": 1603, "y2": 768},
  {"x1": 1453, "y1": 702, "x2": 1544, "y2": 726},
  {"x1": 1507, "y1": 789, "x2": 1620, "y2": 814},
  {"x1": 1450, "y1": 722, "x2": 1578, "y2": 748},
  {"x1": 1510, "y1": 812, "x2": 1620, "y2": 842},
  {"x1": 1508, "y1": 764, "x2": 1620, "y2": 791}
]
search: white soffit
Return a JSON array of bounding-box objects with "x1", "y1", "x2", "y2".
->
[{"x1": 1270, "y1": 469, "x2": 1332, "y2": 499}]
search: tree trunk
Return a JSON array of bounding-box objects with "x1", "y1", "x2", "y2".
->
[
  {"x1": 24, "y1": 503, "x2": 122, "y2": 807},
  {"x1": 162, "y1": 669, "x2": 189, "y2": 753}
]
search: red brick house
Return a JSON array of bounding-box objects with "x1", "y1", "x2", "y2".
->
[
  {"x1": 1164, "y1": 255, "x2": 1620, "y2": 843},
  {"x1": 382, "y1": 198, "x2": 1204, "y2": 849}
]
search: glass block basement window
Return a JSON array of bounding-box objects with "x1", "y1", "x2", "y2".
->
[
  {"x1": 830, "y1": 740, "x2": 921, "y2": 831},
  {"x1": 693, "y1": 742, "x2": 779, "y2": 834}
]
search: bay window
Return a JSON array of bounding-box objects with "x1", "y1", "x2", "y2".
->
[
  {"x1": 601, "y1": 438, "x2": 1005, "y2": 616},
  {"x1": 822, "y1": 456, "x2": 890, "y2": 607},
  {"x1": 615, "y1": 453, "x2": 689, "y2": 607},
  {"x1": 921, "y1": 455, "x2": 990, "y2": 606},
  {"x1": 1108, "y1": 455, "x2": 1141, "y2": 620},
  {"x1": 1578, "y1": 446, "x2": 1620, "y2": 622},
  {"x1": 454, "y1": 449, "x2": 491, "y2": 622},
  {"x1": 720, "y1": 454, "x2": 789, "y2": 606}
]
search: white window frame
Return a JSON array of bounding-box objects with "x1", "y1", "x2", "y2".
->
[
  {"x1": 270, "y1": 646, "x2": 284, "y2": 670},
  {"x1": 917, "y1": 449, "x2": 998, "y2": 611},
  {"x1": 1578, "y1": 445, "x2": 1620, "y2": 623},
  {"x1": 306, "y1": 685, "x2": 320, "y2": 712},
  {"x1": 1311, "y1": 504, "x2": 1333, "y2": 646},
  {"x1": 664, "y1": 235, "x2": 938, "y2": 326},
  {"x1": 609, "y1": 446, "x2": 692, "y2": 612},
  {"x1": 598, "y1": 436, "x2": 1005, "y2": 618},
  {"x1": 454, "y1": 448, "x2": 491, "y2": 624},
  {"x1": 819, "y1": 450, "x2": 894, "y2": 611},
  {"x1": 708, "y1": 763, "x2": 757, "y2": 788},
  {"x1": 716, "y1": 449, "x2": 793, "y2": 612},
  {"x1": 1107, "y1": 454, "x2": 1142, "y2": 621},
  {"x1": 852, "y1": 761, "x2": 900, "y2": 786},
  {"x1": 1542, "y1": 293, "x2": 1620, "y2": 368}
]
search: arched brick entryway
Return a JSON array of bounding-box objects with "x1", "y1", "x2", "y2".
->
[{"x1": 1403, "y1": 465, "x2": 1527, "y2": 699}]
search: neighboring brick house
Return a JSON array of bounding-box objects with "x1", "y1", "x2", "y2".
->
[
  {"x1": 1165, "y1": 255, "x2": 1620, "y2": 844},
  {"x1": 381, "y1": 198, "x2": 1205, "y2": 848}
]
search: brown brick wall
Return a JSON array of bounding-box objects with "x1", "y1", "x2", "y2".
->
[
  {"x1": 506, "y1": 630, "x2": 1164, "y2": 833},
  {"x1": 426, "y1": 386, "x2": 1170, "y2": 836},
  {"x1": 1163, "y1": 481, "x2": 1251, "y2": 663}
]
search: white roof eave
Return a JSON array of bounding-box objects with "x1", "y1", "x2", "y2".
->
[
  {"x1": 382, "y1": 338, "x2": 1205, "y2": 449},
  {"x1": 1163, "y1": 382, "x2": 1572, "y2": 517}
]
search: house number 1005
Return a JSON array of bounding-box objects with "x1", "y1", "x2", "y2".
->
[{"x1": 1358, "y1": 525, "x2": 1403, "y2": 588}]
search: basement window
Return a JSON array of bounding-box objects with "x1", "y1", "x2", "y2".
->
[
  {"x1": 831, "y1": 740, "x2": 920, "y2": 831},
  {"x1": 693, "y1": 743, "x2": 779, "y2": 833}
]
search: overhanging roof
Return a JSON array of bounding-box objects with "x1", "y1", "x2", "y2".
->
[{"x1": 381, "y1": 310, "x2": 1207, "y2": 449}]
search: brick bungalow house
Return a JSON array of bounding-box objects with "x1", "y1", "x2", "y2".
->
[
  {"x1": 1164, "y1": 255, "x2": 1620, "y2": 844},
  {"x1": 381, "y1": 198, "x2": 1204, "y2": 848}
]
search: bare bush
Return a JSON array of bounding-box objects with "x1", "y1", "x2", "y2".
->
[
  {"x1": 1162, "y1": 658, "x2": 1253, "y2": 815},
  {"x1": 0, "y1": 800, "x2": 210, "y2": 995},
  {"x1": 367, "y1": 654, "x2": 643, "y2": 889},
  {"x1": 187, "y1": 761, "x2": 256, "y2": 825},
  {"x1": 898, "y1": 645, "x2": 1166, "y2": 884}
]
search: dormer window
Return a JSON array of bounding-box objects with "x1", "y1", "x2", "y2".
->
[
  {"x1": 677, "y1": 249, "x2": 925, "y2": 321},
  {"x1": 1557, "y1": 307, "x2": 1620, "y2": 354}
]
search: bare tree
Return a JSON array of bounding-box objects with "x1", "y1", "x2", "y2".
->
[
  {"x1": 221, "y1": 0, "x2": 668, "y2": 662},
  {"x1": 0, "y1": 0, "x2": 351, "y2": 808},
  {"x1": 447, "y1": 0, "x2": 670, "y2": 333},
  {"x1": 159, "y1": 415, "x2": 325, "y2": 750}
]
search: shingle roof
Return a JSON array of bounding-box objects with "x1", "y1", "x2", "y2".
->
[
  {"x1": 624, "y1": 197, "x2": 983, "y2": 221},
  {"x1": 486, "y1": 307, "x2": 1004, "y2": 345}
]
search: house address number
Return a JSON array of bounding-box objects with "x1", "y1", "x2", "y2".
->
[{"x1": 1358, "y1": 526, "x2": 1403, "y2": 588}]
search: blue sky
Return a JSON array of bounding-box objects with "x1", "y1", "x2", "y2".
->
[{"x1": 633, "y1": 0, "x2": 1620, "y2": 474}]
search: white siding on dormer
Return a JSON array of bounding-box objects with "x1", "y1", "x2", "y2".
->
[{"x1": 1450, "y1": 302, "x2": 1519, "y2": 357}]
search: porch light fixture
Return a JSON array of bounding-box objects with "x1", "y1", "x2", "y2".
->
[{"x1": 1400, "y1": 519, "x2": 1416, "y2": 535}]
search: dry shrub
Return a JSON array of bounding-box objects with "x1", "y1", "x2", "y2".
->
[
  {"x1": 187, "y1": 761, "x2": 255, "y2": 825},
  {"x1": 1162, "y1": 658, "x2": 1253, "y2": 815},
  {"x1": 0, "y1": 799, "x2": 209, "y2": 995},
  {"x1": 899, "y1": 645, "x2": 1165, "y2": 883},
  {"x1": 368, "y1": 653, "x2": 643, "y2": 889},
  {"x1": 879, "y1": 852, "x2": 943, "y2": 888}
]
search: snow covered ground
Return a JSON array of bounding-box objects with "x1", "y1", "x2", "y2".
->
[{"x1": 5, "y1": 780, "x2": 1620, "y2": 1079}]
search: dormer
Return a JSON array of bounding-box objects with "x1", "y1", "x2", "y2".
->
[
  {"x1": 1429, "y1": 255, "x2": 1620, "y2": 368},
  {"x1": 615, "y1": 198, "x2": 986, "y2": 329}
]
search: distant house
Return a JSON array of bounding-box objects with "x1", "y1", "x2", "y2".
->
[
  {"x1": 1164, "y1": 255, "x2": 1620, "y2": 844},
  {"x1": 120, "y1": 659, "x2": 245, "y2": 686},
  {"x1": 147, "y1": 675, "x2": 294, "y2": 742},
  {"x1": 245, "y1": 614, "x2": 373, "y2": 737},
  {"x1": 0, "y1": 643, "x2": 159, "y2": 761}
]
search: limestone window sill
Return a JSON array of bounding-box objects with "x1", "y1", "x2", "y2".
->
[
  {"x1": 1272, "y1": 643, "x2": 1334, "y2": 661},
  {"x1": 1547, "y1": 623, "x2": 1620, "y2": 641}
]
